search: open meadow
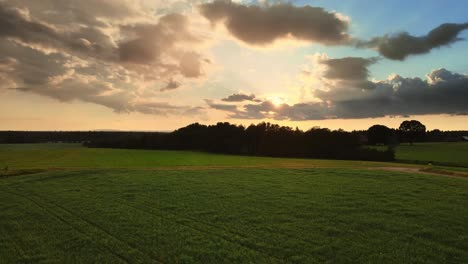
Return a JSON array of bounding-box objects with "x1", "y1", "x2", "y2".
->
[
  {"x1": 392, "y1": 142, "x2": 468, "y2": 167},
  {"x1": 2, "y1": 0, "x2": 468, "y2": 262},
  {"x1": 0, "y1": 144, "x2": 467, "y2": 263},
  {"x1": 372, "y1": 142, "x2": 468, "y2": 172},
  {"x1": 0, "y1": 143, "x2": 408, "y2": 170}
]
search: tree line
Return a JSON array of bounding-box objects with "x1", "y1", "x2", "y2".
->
[
  {"x1": 1, "y1": 120, "x2": 466, "y2": 162},
  {"x1": 364, "y1": 120, "x2": 468, "y2": 145},
  {"x1": 82, "y1": 122, "x2": 395, "y2": 161},
  {"x1": 0, "y1": 123, "x2": 394, "y2": 161}
]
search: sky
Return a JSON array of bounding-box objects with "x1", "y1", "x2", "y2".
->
[{"x1": 0, "y1": 0, "x2": 467, "y2": 131}]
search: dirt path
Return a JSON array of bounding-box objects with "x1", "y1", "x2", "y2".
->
[
  {"x1": 372, "y1": 166, "x2": 468, "y2": 178},
  {"x1": 3, "y1": 165, "x2": 467, "y2": 179},
  {"x1": 60, "y1": 164, "x2": 468, "y2": 178}
]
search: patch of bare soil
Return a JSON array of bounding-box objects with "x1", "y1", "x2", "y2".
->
[{"x1": 373, "y1": 167, "x2": 468, "y2": 178}]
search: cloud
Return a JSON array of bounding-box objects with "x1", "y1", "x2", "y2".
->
[
  {"x1": 2, "y1": 0, "x2": 467, "y2": 121},
  {"x1": 227, "y1": 100, "x2": 329, "y2": 121},
  {"x1": 321, "y1": 57, "x2": 379, "y2": 81},
  {"x1": 312, "y1": 57, "x2": 468, "y2": 118},
  {"x1": 2, "y1": 39, "x2": 200, "y2": 116},
  {"x1": 209, "y1": 55, "x2": 468, "y2": 120},
  {"x1": 221, "y1": 93, "x2": 260, "y2": 102},
  {"x1": 324, "y1": 67, "x2": 468, "y2": 119},
  {"x1": 160, "y1": 79, "x2": 181, "y2": 92},
  {"x1": 320, "y1": 69, "x2": 468, "y2": 119},
  {"x1": 0, "y1": 2, "x2": 120, "y2": 61},
  {"x1": 358, "y1": 23, "x2": 468, "y2": 60},
  {"x1": 205, "y1": 99, "x2": 238, "y2": 111},
  {"x1": 117, "y1": 14, "x2": 208, "y2": 79},
  {"x1": 199, "y1": 0, "x2": 350, "y2": 46},
  {"x1": 8, "y1": 0, "x2": 142, "y2": 19},
  {"x1": 300, "y1": 55, "x2": 381, "y2": 103},
  {"x1": 179, "y1": 51, "x2": 204, "y2": 78},
  {"x1": 128, "y1": 102, "x2": 204, "y2": 116},
  {"x1": 0, "y1": 0, "x2": 212, "y2": 116},
  {"x1": 200, "y1": 0, "x2": 466, "y2": 59}
]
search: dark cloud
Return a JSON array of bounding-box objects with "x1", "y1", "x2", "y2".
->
[
  {"x1": 0, "y1": 1, "x2": 208, "y2": 79},
  {"x1": 0, "y1": 4, "x2": 59, "y2": 45},
  {"x1": 129, "y1": 102, "x2": 204, "y2": 116},
  {"x1": 221, "y1": 93, "x2": 260, "y2": 102},
  {"x1": 310, "y1": 56, "x2": 380, "y2": 103},
  {"x1": 0, "y1": 2, "x2": 120, "y2": 62},
  {"x1": 160, "y1": 79, "x2": 181, "y2": 92},
  {"x1": 209, "y1": 57, "x2": 468, "y2": 120},
  {"x1": 199, "y1": 0, "x2": 350, "y2": 46},
  {"x1": 0, "y1": 1, "x2": 210, "y2": 116},
  {"x1": 117, "y1": 14, "x2": 207, "y2": 78},
  {"x1": 321, "y1": 57, "x2": 379, "y2": 80},
  {"x1": 119, "y1": 14, "x2": 191, "y2": 62},
  {"x1": 5, "y1": 0, "x2": 144, "y2": 27},
  {"x1": 315, "y1": 58, "x2": 468, "y2": 118},
  {"x1": 353, "y1": 69, "x2": 467, "y2": 117},
  {"x1": 116, "y1": 14, "x2": 208, "y2": 80},
  {"x1": 322, "y1": 68, "x2": 468, "y2": 119},
  {"x1": 228, "y1": 100, "x2": 328, "y2": 121},
  {"x1": 358, "y1": 23, "x2": 468, "y2": 60},
  {"x1": 0, "y1": 40, "x2": 67, "y2": 86},
  {"x1": 0, "y1": 40, "x2": 127, "y2": 112},
  {"x1": 2, "y1": 45, "x2": 199, "y2": 115},
  {"x1": 2, "y1": 0, "x2": 467, "y2": 121},
  {"x1": 205, "y1": 99, "x2": 238, "y2": 111},
  {"x1": 0, "y1": 3, "x2": 105, "y2": 56}
]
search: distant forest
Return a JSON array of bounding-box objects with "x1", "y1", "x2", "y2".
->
[{"x1": 1, "y1": 121, "x2": 467, "y2": 162}]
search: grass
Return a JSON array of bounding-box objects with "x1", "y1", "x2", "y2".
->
[
  {"x1": 374, "y1": 142, "x2": 468, "y2": 167},
  {"x1": 0, "y1": 143, "x2": 410, "y2": 170},
  {"x1": 396, "y1": 142, "x2": 468, "y2": 167},
  {"x1": 0, "y1": 143, "x2": 467, "y2": 263},
  {"x1": 421, "y1": 167, "x2": 468, "y2": 177},
  {"x1": 1, "y1": 168, "x2": 467, "y2": 263}
]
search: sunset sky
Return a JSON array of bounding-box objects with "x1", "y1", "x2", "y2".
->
[{"x1": 1, "y1": 0, "x2": 467, "y2": 131}]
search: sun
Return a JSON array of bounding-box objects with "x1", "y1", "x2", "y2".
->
[{"x1": 270, "y1": 96, "x2": 285, "y2": 107}]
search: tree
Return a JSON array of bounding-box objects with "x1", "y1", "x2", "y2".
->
[
  {"x1": 367, "y1": 125, "x2": 393, "y2": 145},
  {"x1": 399, "y1": 120, "x2": 426, "y2": 145}
]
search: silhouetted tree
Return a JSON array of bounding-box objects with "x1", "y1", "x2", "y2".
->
[
  {"x1": 399, "y1": 120, "x2": 426, "y2": 145},
  {"x1": 367, "y1": 125, "x2": 393, "y2": 145},
  {"x1": 0, "y1": 122, "x2": 399, "y2": 162}
]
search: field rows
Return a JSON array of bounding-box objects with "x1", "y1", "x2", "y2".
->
[
  {"x1": 0, "y1": 143, "x2": 415, "y2": 170},
  {"x1": 1, "y1": 168, "x2": 467, "y2": 263},
  {"x1": 0, "y1": 143, "x2": 467, "y2": 263}
]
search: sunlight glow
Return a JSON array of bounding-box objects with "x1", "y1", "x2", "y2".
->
[{"x1": 269, "y1": 96, "x2": 285, "y2": 107}]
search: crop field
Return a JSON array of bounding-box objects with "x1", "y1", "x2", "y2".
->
[
  {"x1": 0, "y1": 143, "x2": 407, "y2": 170},
  {"x1": 395, "y1": 142, "x2": 468, "y2": 167},
  {"x1": 374, "y1": 142, "x2": 468, "y2": 167},
  {"x1": 0, "y1": 144, "x2": 467, "y2": 263}
]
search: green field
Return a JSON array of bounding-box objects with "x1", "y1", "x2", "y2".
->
[
  {"x1": 396, "y1": 142, "x2": 468, "y2": 167},
  {"x1": 374, "y1": 142, "x2": 468, "y2": 167},
  {"x1": 0, "y1": 143, "x2": 407, "y2": 170},
  {"x1": 0, "y1": 144, "x2": 467, "y2": 263}
]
